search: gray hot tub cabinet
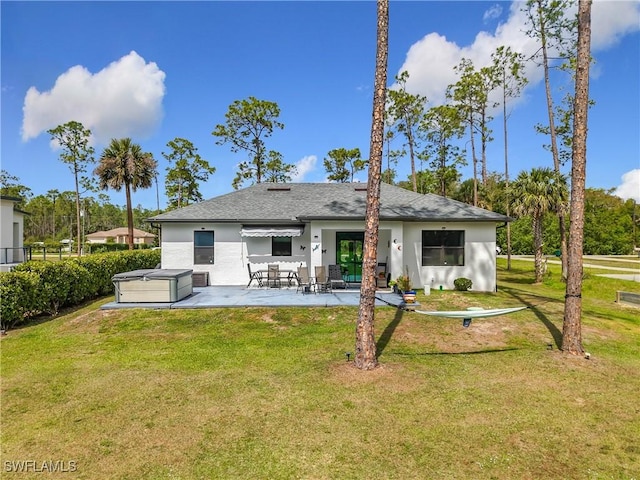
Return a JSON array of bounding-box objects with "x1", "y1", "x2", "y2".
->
[{"x1": 112, "y1": 269, "x2": 193, "y2": 303}]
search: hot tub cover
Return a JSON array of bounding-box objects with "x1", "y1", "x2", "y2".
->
[{"x1": 112, "y1": 269, "x2": 193, "y2": 281}]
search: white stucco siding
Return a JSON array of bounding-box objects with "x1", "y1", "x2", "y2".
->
[
  {"x1": 387, "y1": 221, "x2": 404, "y2": 281},
  {"x1": 309, "y1": 220, "x2": 397, "y2": 274},
  {"x1": 245, "y1": 229, "x2": 311, "y2": 279},
  {"x1": 160, "y1": 223, "x2": 246, "y2": 285},
  {"x1": 158, "y1": 219, "x2": 499, "y2": 290},
  {"x1": 401, "y1": 222, "x2": 498, "y2": 292},
  {"x1": 1, "y1": 199, "x2": 24, "y2": 264},
  {"x1": 160, "y1": 222, "x2": 312, "y2": 285},
  {"x1": 1, "y1": 202, "x2": 15, "y2": 263}
]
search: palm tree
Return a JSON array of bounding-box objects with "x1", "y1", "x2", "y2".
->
[
  {"x1": 510, "y1": 167, "x2": 568, "y2": 283},
  {"x1": 95, "y1": 138, "x2": 157, "y2": 250}
]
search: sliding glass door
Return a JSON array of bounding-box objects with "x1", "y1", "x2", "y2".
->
[{"x1": 336, "y1": 232, "x2": 364, "y2": 282}]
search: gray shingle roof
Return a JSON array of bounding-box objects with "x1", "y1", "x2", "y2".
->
[{"x1": 147, "y1": 183, "x2": 509, "y2": 223}]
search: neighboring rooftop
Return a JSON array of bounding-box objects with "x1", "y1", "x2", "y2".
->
[{"x1": 86, "y1": 227, "x2": 156, "y2": 238}]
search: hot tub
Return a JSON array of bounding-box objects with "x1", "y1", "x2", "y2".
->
[{"x1": 112, "y1": 269, "x2": 193, "y2": 303}]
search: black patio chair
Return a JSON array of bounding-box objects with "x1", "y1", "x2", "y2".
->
[
  {"x1": 328, "y1": 264, "x2": 347, "y2": 289},
  {"x1": 247, "y1": 264, "x2": 263, "y2": 287}
]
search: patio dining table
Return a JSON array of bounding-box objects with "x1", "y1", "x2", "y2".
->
[{"x1": 256, "y1": 269, "x2": 298, "y2": 287}]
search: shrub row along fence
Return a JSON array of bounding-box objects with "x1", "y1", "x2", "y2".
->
[{"x1": 0, "y1": 250, "x2": 161, "y2": 330}]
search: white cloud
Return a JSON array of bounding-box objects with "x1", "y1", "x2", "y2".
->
[
  {"x1": 591, "y1": 0, "x2": 640, "y2": 50},
  {"x1": 291, "y1": 155, "x2": 317, "y2": 182},
  {"x1": 396, "y1": 0, "x2": 639, "y2": 107},
  {"x1": 614, "y1": 169, "x2": 640, "y2": 202},
  {"x1": 399, "y1": 33, "x2": 467, "y2": 105},
  {"x1": 483, "y1": 4, "x2": 503, "y2": 23},
  {"x1": 22, "y1": 51, "x2": 166, "y2": 144}
]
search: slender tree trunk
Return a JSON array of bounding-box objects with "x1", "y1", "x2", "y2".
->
[
  {"x1": 559, "y1": 212, "x2": 568, "y2": 278},
  {"x1": 52, "y1": 198, "x2": 57, "y2": 240},
  {"x1": 537, "y1": 0, "x2": 560, "y2": 175},
  {"x1": 469, "y1": 122, "x2": 478, "y2": 207},
  {"x1": 125, "y1": 183, "x2": 135, "y2": 250},
  {"x1": 439, "y1": 150, "x2": 447, "y2": 197},
  {"x1": 536, "y1": 0, "x2": 568, "y2": 279},
  {"x1": 74, "y1": 166, "x2": 82, "y2": 256},
  {"x1": 481, "y1": 109, "x2": 488, "y2": 187},
  {"x1": 355, "y1": 0, "x2": 388, "y2": 371},
  {"x1": 503, "y1": 83, "x2": 512, "y2": 270},
  {"x1": 155, "y1": 175, "x2": 160, "y2": 213},
  {"x1": 533, "y1": 215, "x2": 544, "y2": 283},
  {"x1": 408, "y1": 128, "x2": 417, "y2": 192},
  {"x1": 256, "y1": 141, "x2": 263, "y2": 184},
  {"x1": 562, "y1": 0, "x2": 591, "y2": 355}
]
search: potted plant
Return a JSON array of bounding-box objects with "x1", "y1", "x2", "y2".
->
[
  {"x1": 396, "y1": 271, "x2": 416, "y2": 303},
  {"x1": 396, "y1": 274, "x2": 410, "y2": 292}
]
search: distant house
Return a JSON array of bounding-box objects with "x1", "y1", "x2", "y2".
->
[
  {"x1": 147, "y1": 183, "x2": 510, "y2": 291},
  {"x1": 0, "y1": 195, "x2": 27, "y2": 271},
  {"x1": 86, "y1": 227, "x2": 156, "y2": 246}
]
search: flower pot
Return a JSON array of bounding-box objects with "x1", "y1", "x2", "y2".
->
[{"x1": 402, "y1": 290, "x2": 416, "y2": 303}]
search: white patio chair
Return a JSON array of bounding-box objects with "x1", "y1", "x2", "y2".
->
[
  {"x1": 314, "y1": 265, "x2": 331, "y2": 293},
  {"x1": 296, "y1": 266, "x2": 313, "y2": 294},
  {"x1": 267, "y1": 264, "x2": 281, "y2": 288}
]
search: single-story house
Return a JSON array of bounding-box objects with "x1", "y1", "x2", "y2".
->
[
  {"x1": 1, "y1": 195, "x2": 27, "y2": 271},
  {"x1": 146, "y1": 182, "x2": 510, "y2": 292},
  {"x1": 86, "y1": 227, "x2": 156, "y2": 245}
]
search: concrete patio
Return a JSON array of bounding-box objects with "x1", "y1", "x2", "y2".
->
[{"x1": 101, "y1": 285, "x2": 404, "y2": 310}]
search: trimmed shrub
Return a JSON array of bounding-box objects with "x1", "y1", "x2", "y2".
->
[
  {"x1": 88, "y1": 243, "x2": 151, "y2": 254},
  {"x1": 13, "y1": 261, "x2": 72, "y2": 315},
  {"x1": 3, "y1": 249, "x2": 161, "y2": 328},
  {"x1": 0, "y1": 271, "x2": 39, "y2": 329},
  {"x1": 454, "y1": 277, "x2": 473, "y2": 291}
]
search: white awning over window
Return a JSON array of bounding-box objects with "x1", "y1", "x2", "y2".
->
[{"x1": 240, "y1": 226, "x2": 304, "y2": 237}]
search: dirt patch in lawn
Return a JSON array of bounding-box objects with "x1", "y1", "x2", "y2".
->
[{"x1": 386, "y1": 313, "x2": 514, "y2": 353}]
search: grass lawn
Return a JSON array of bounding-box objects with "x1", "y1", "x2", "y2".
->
[
  {"x1": 581, "y1": 256, "x2": 640, "y2": 272},
  {"x1": 1, "y1": 260, "x2": 639, "y2": 479}
]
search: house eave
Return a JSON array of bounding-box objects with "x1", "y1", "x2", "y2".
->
[
  {"x1": 146, "y1": 218, "x2": 307, "y2": 224},
  {"x1": 148, "y1": 215, "x2": 510, "y2": 224}
]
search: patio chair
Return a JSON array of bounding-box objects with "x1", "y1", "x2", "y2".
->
[
  {"x1": 314, "y1": 265, "x2": 331, "y2": 293},
  {"x1": 247, "y1": 264, "x2": 263, "y2": 287},
  {"x1": 267, "y1": 264, "x2": 281, "y2": 288},
  {"x1": 328, "y1": 264, "x2": 347, "y2": 289},
  {"x1": 296, "y1": 266, "x2": 313, "y2": 294}
]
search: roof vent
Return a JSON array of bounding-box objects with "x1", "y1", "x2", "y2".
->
[
  {"x1": 354, "y1": 187, "x2": 367, "y2": 192},
  {"x1": 267, "y1": 186, "x2": 291, "y2": 191}
]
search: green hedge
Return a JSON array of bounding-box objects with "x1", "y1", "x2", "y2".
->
[
  {"x1": 1, "y1": 250, "x2": 161, "y2": 330},
  {"x1": 88, "y1": 243, "x2": 153, "y2": 254},
  {"x1": 453, "y1": 277, "x2": 473, "y2": 291}
]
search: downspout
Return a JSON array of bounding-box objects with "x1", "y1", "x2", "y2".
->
[{"x1": 495, "y1": 222, "x2": 508, "y2": 291}]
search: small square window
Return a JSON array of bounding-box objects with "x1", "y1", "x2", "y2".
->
[{"x1": 272, "y1": 236, "x2": 292, "y2": 256}]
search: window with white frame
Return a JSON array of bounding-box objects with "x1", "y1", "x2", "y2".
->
[{"x1": 194, "y1": 231, "x2": 214, "y2": 264}]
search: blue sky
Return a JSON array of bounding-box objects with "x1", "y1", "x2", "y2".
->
[{"x1": 2, "y1": 1, "x2": 639, "y2": 210}]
